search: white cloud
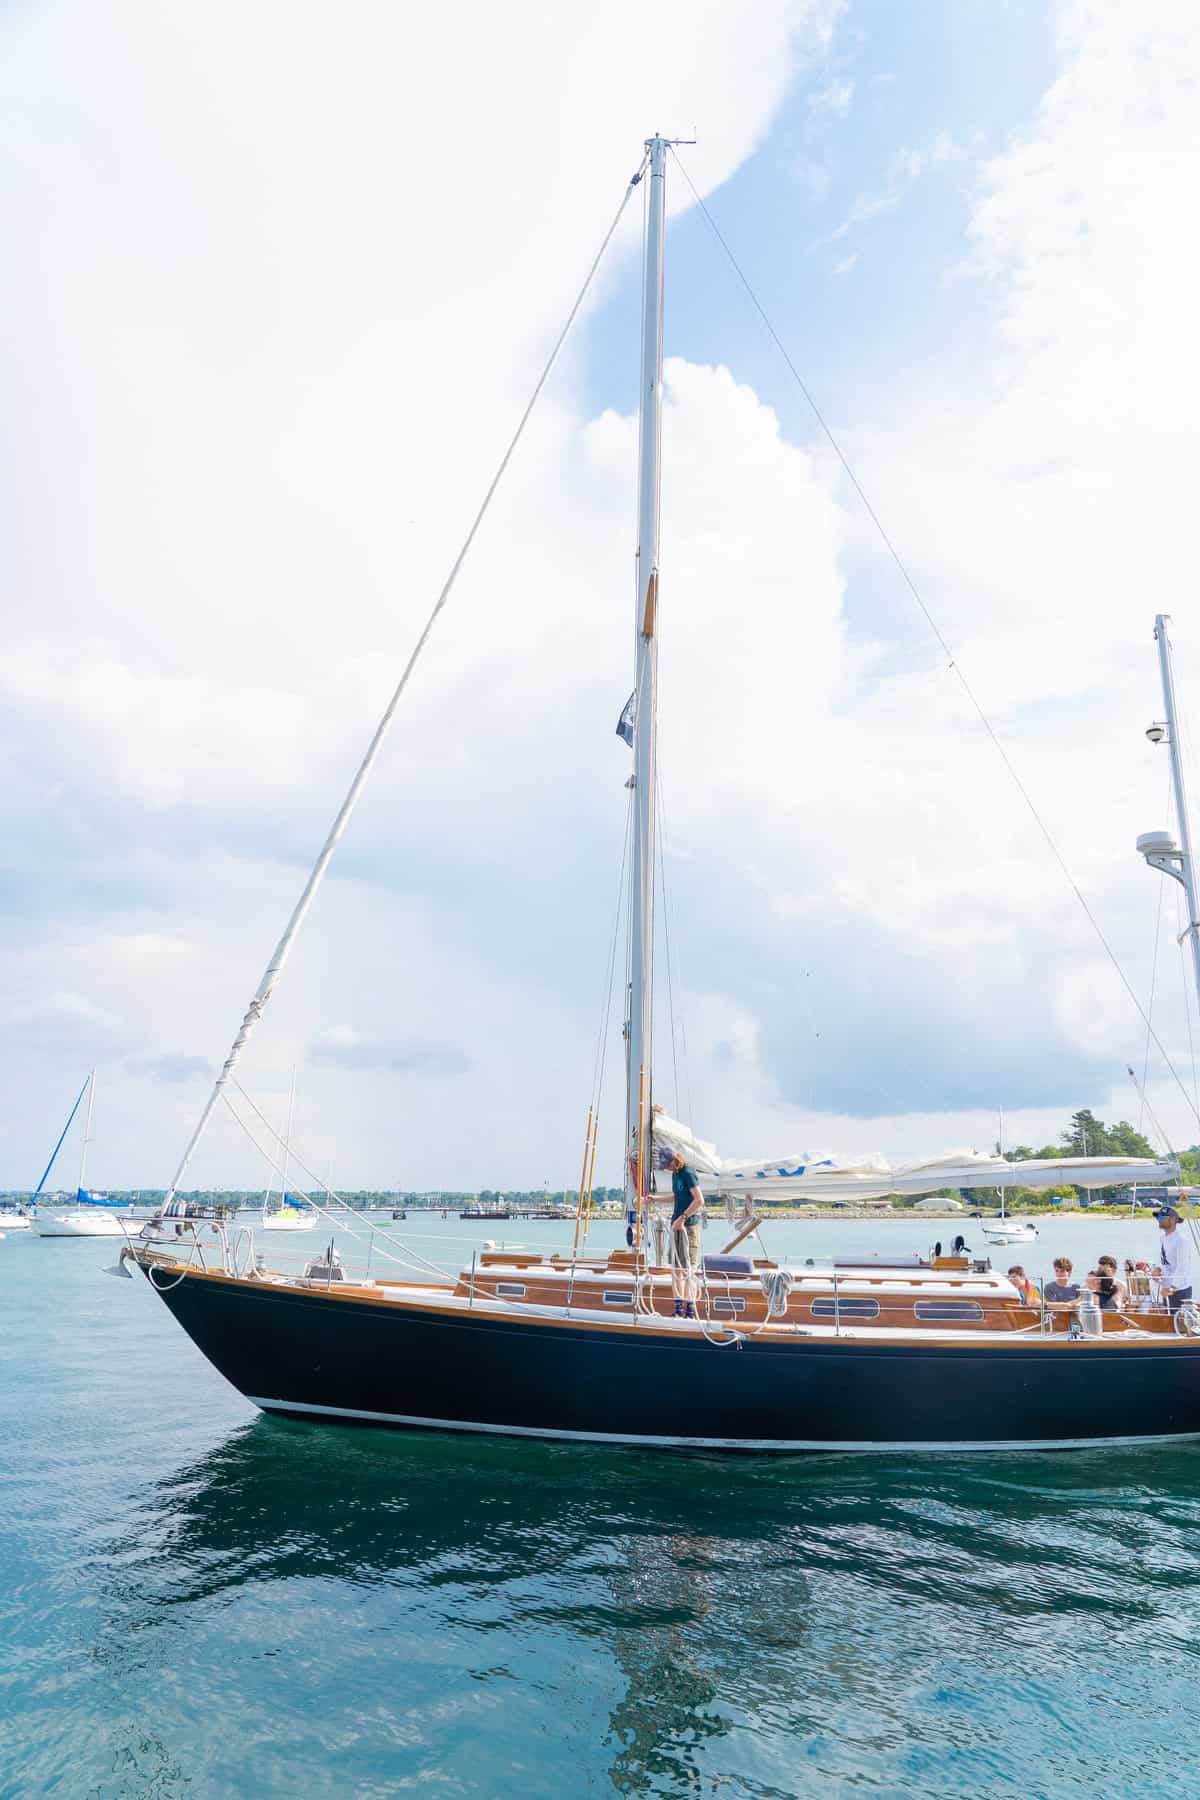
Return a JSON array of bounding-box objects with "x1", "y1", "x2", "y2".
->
[
  {"x1": 312, "y1": 1027, "x2": 470, "y2": 1076},
  {"x1": 0, "y1": 0, "x2": 849, "y2": 1187},
  {"x1": 819, "y1": 128, "x2": 960, "y2": 244},
  {"x1": 792, "y1": 0, "x2": 1200, "y2": 1149},
  {"x1": 5, "y1": 0, "x2": 1200, "y2": 1194},
  {"x1": 2, "y1": 993, "x2": 136, "y2": 1058},
  {"x1": 794, "y1": 153, "x2": 833, "y2": 201},
  {"x1": 127, "y1": 1054, "x2": 211, "y2": 1084},
  {"x1": 809, "y1": 77, "x2": 854, "y2": 118}
]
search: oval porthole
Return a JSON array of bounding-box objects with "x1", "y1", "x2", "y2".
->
[{"x1": 810, "y1": 1297, "x2": 880, "y2": 1320}]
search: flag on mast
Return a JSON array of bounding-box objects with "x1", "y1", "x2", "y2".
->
[{"x1": 616, "y1": 690, "x2": 635, "y2": 747}]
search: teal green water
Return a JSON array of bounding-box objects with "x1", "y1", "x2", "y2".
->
[{"x1": 3, "y1": 1218, "x2": 1200, "y2": 1798}]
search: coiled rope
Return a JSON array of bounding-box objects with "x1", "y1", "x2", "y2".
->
[{"x1": 759, "y1": 1268, "x2": 795, "y2": 1319}]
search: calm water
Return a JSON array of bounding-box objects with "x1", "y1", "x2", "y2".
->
[{"x1": 3, "y1": 1215, "x2": 1200, "y2": 1798}]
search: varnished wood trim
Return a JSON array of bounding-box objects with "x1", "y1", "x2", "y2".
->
[
  {"x1": 641, "y1": 570, "x2": 657, "y2": 638},
  {"x1": 132, "y1": 1251, "x2": 1191, "y2": 1349}
]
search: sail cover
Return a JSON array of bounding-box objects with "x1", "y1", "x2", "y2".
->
[{"x1": 649, "y1": 1110, "x2": 1177, "y2": 1202}]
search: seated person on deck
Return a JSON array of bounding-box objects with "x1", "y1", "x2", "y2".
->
[
  {"x1": 1043, "y1": 1257, "x2": 1080, "y2": 1308},
  {"x1": 1091, "y1": 1255, "x2": 1127, "y2": 1312},
  {"x1": 1007, "y1": 1265, "x2": 1038, "y2": 1308}
]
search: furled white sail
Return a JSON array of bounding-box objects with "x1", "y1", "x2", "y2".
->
[{"x1": 649, "y1": 1110, "x2": 1176, "y2": 1202}]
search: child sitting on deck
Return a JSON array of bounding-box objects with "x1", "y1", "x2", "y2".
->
[{"x1": 1007, "y1": 1266, "x2": 1038, "y2": 1307}]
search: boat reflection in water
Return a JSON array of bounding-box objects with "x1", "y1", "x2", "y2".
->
[{"x1": 71, "y1": 1416, "x2": 1200, "y2": 1796}]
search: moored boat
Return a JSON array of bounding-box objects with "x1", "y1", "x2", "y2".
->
[
  {"x1": 981, "y1": 1218, "x2": 1039, "y2": 1246},
  {"x1": 37, "y1": 1204, "x2": 130, "y2": 1240},
  {"x1": 260, "y1": 1204, "x2": 317, "y2": 1232},
  {"x1": 31, "y1": 1071, "x2": 138, "y2": 1238},
  {"x1": 259, "y1": 1069, "x2": 318, "y2": 1233}
]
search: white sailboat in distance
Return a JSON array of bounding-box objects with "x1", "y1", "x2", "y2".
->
[
  {"x1": 260, "y1": 1068, "x2": 317, "y2": 1232},
  {"x1": 34, "y1": 1071, "x2": 130, "y2": 1238}
]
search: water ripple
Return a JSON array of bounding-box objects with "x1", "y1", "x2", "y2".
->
[{"x1": 5, "y1": 1238, "x2": 1200, "y2": 1795}]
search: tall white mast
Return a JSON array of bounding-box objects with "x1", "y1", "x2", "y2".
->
[
  {"x1": 1138, "y1": 615, "x2": 1200, "y2": 1025},
  {"x1": 78, "y1": 1067, "x2": 96, "y2": 1199},
  {"x1": 625, "y1": 136, "x2": 667, "y2": 1210}
]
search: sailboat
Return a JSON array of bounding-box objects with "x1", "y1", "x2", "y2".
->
[
  {"x1": 980, "y1": 1214, "x2": 1039, "y2": 1247},
  {"x1": 34, "y1": 1071, "x2": 132, "y2": 1239},
  {"x1": 260, "y1": 1070, "x2": 316, "y2": 1232},
  {"x1": 980, "y1": 1114, "x2": 1040, "y2": 1246},
  {"x1": 125, "y1": 137, "x2": 1200, "y2": 1451},
  {"x1": 981, "y1": 1216, "x2": 1039, "y2": 1246}
]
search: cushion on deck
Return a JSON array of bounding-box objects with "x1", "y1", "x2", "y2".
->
[{"x1": 702, "y1": 1255, "x2": 754, "y2": 1277}]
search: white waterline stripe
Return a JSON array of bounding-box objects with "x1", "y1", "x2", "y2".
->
[{"x1": 247, "y1": 1398, "x2": 1200, "y2": 1454}]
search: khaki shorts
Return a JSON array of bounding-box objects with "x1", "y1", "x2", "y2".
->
[{"x1": 670, "y1": 1217, "x2": 701, "y2": 1270}]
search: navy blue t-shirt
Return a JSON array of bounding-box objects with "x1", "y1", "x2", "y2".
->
[{"x1": 671, "y1": 1164, "x2": 700, "y2": 1222}]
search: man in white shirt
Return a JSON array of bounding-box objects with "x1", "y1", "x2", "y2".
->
[{"x1": 1153, "y1": 1207, "x2": 1194, "y2": 1313}]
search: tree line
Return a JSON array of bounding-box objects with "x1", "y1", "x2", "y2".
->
[{"x1": 975, "y1": 1106, "x2": 1195, "y2": 1204}]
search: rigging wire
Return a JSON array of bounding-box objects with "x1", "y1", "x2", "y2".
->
[
  {"x1": 657, "y1": 791, "x2": 681, "y2": 1118},
  {"x1": 670, "y1": 144, "x2": 1200, "y2": 1134},
  {"x1": 1140, "y1": 761, "x2": 1173, "y2": 1132},
  {"x1": 656, "y1": 765, "x2": 693, "y2": 1126},
  {"x1": 1127, "y1": 1062, "x2": 1176, "y2": 1161},
  {"x1": 1176, "y1": 884, "x2": 1200, "y2": 1126},
  {"x1": 163, "y1": 151, "x2": 651, "y2": 1203},
  {"x1": 224, "y1": 1083, "x2": 449, "y2": 1280},
  {"x1": 1139, "y1": 875, "x2": 1166, "y2": 1136},
  {"x1": 1166, "y1": 638, "x2": 1200, "y2": 1134},
  {"x1": 591, "y1": 786, "x2": 633, "y2": 1115},
  {"x1": 578, "y1": 785, "x2": 632, "y2": 1248}
]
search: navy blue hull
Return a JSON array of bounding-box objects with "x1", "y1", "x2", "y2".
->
[{"x1": 144, "y1": 1267, "x2": 1200, "y2": 1450}]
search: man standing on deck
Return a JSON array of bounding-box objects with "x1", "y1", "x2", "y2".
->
[
  {"x1": 666, "y1": 1150, "x2": 704, "y2": 1320},
  {"x1": 1152, "y1": 1206, "x2": 1194, "y2": 1313}
]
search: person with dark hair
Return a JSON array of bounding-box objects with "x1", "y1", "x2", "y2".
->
[
  {"x1": 665, "y1": 1150, "x2": 704, "y2": 1320},
  {"x1": 1043, "y1": 1257, "x2": 1079, "y2": 1307},
  {"x1": 1092, "y1": 1254, "x2": 1127, "y2": 1312},
  {"x1": 1008, "y1": 1265, "x2": 1038, "y2": 1307}
]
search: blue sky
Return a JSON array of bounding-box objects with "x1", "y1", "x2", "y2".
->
[
  {"x1": 585, "y1": 2, "x2": 1056, "y2": 430},
  {"x1": 3, "y1": 0, "x2": 1200, "y2": 1191}
]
